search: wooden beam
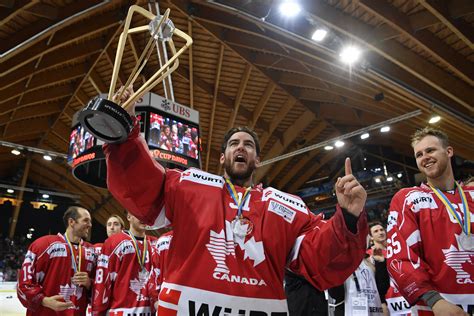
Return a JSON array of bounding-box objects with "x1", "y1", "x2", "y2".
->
[
  {"x1": 250, "y1": 82, "x2": 275, "y2": 128},
  {"x1": 89, "y1": 69, "x2": 108, "y2": 94},
  {"x1": 419, "y1": 0, "x2": 474, "y2": 50},
  {"x1": 259, "y1": 97, "x2": 296, "y2": 149},
  {"x1": 0, "y1": 0, "x2": 36, "y2": 28},
  {"x1": 188, "y1": 18, "x2": 194, "y2": 109},
  {"x1": 300, "y1": 0, "x2": 473, "y2": 112},
  {"x1": 25, "y1": 3, "x2": 58, "y2": 19},
  {"x1": 255, "y1": 109, "x2": 316, "y2": 183},
  {"x1": 205, "y1": 44, "x2": 225, "y2": 171},
  {"x1": 265, "y1": 121, "x2": 327, "y2": 184},
  {"x1": 227, "y1": 63, "x2": 252, "y2": 130},
  {"x1": 359, "y1": 0, "x2": 473, "y2": 84}
]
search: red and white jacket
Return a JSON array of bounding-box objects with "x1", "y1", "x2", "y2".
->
[
  {"x1": 17, "y1": 234, "x2": 96, "y2": 316},
  {"x1": 104, "y1": 125, "x2": 368, "y2": 315},
  {"x1": 148, "y1": 231, "x2": 173, "y2": 307},
  {"x1": 92, "y1": 231, "x2": 154, "y2": 316},
  {"x1": 387, "y1": 184, "x2": 474, "y2": 314}
]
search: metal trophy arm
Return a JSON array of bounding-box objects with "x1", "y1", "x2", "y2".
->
[{"x1": 78, "y1": 5, "x2": 193, "y2": 144}]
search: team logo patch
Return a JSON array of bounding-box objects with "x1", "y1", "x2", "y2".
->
[{"x1": 268, "y1": 201, "x2": 296, "y2": 223}]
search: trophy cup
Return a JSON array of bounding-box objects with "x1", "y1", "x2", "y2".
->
[{"x1": 79, "y1": 5, "x2": 192, "y2": 144}]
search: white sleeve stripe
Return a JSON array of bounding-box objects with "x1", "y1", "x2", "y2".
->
[
  {"x1": 406, "y1": 229, "x2": 421, "y2": 247},
  {"x1": 288, "y1": 235, "x2": 305, "y2": 264}
]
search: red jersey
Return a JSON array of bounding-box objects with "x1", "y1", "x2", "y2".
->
[
  {"x1": 92, "y1": 231, "x2": 154, "y2": 316},
  {"x1": 104, "y1": 126, "x2": 368, "y2": 315},
  {"x1": 387, "y1": 184, "x2": 474, "y2": 312},
  {"x1": 148, "y1": 231, "x2": 173, "y2": 306},
  {"x1": 17, "y1": 234, "x2": 96, "y2": 316}
]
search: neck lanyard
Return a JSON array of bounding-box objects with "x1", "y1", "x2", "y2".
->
[
  {"x1": 352, "y1": 272, "x2": 361, "y2": 292},
  {"x1": 63, "y1": 233, "x2": 82, "y2": 273},
  {"x1": 429, "y1": 181, "x2": 471, "y2": 235},
  {"x1": 126, "y1": 231, "x2": 147, "y2": 270},
  {"x1": 225, "y1": 178, "x2": 251, "y2": 218}
]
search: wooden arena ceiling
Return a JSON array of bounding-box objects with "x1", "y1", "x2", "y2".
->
[{"x1": 0, "y1": 0, "x2": 473, "y2": 228}]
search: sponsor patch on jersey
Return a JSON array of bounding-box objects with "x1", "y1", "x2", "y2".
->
[
  {"x1": 180, "y1": 169, "x2": 224, "y2": 188},
  {"x1": 406, "y1": 191, "x2": 437, "y2": 213},
  {"x1": 262, "y1": 188, "x2": 308, "y2": 214},
  {"x1": 97, "y1": 254, "x2": 109, "y2": 268},
  {"x1": 268, "y1": 200, "x2": 296, "y2": 223},
  {"x1": 116, "y1": 240, "x2": 136, "y2": 258},
  {"x1": 47, "y1": 243, "x2": 68, "y2": 258},
  {"x1": 24, "y1": 250, "x2": 36, "y2": 263},
  {"x1": 157, "y1": 235, "x2": 172, "y2": 253},
  {"x1": 387, "y1": 211, "x2": 398, "y2": 232}
]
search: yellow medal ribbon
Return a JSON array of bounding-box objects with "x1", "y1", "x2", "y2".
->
[
  {"x1": 126, "y1": 231, "x2": 147, "y2": 270},
  {"x1": 63, "y1": 233, "x2": 82, "y2": 273},
  {"x1": 225, "y1": 178, "x2": 251, "y2": 218},
  {"x1": 429, "y1": 182, "x2": 471, "y2": 235}
]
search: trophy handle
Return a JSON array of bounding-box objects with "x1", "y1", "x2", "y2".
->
[{"x1": 108, "y1": 5, "x2": 193, "y2": 109}]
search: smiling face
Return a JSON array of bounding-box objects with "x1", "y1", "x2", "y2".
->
[
  {"x1": 70, "y1": 208, "x2": 92, "y2": 240},
  {"x1": 220, "y1": 131, "x2": 260, "y2": 187},
  {"x1": 413, "y1": 135, "x2": 453, "y2": 183}
]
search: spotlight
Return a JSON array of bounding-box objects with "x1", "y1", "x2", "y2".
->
[
  {"x1": 360, "y1": 133, "x2": 369, "y2": 140},
  {"x1": 42, "y1": 194, "x2": 50, "y2": 199},
  {"x1": 387, "y1": 176, "x2": 393, "y2": 182},
  {"x1": 311, "y1": 29, "x2": 327, "y2": 42},
  {"x1": 380, "y1": 126, "x2": 390, "y2": 133},
  {"x1": 7, "y1": 189, "x2": 14, "y2": 194},
  {"x1": 324, "y1": 145, "x2": 334, "y2": 151},
  {"x1": 339, "y1": 46, "x2": 361, "y2": 65},
  {"x1": 279, "y1": 1, "x2": 301, "y2": 17},
  {"x1": 43, "y1": 155, "x2": 52, "y2": 161},
  {"x1": 397, "y1": 173, "x2": 403, "y2": 178},
  {"x1": 429, "y1": 115, "x2": 441, "y2": 124},
  {"x1": 375, "y1": 178, "x2": 381, "y2": 183},
  {"x1": 11, "y1": 149, "x2": 21, "y2": 156},
  {"x1": 335, "y1": 140, "x2": 345, "y2": 148}
]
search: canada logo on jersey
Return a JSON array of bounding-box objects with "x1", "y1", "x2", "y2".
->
[{"x1": 442, "y1": 233, "x2": 474, "y2": 284}]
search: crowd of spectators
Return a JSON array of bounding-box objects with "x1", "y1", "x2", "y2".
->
[{"x1": 0, "y1": 234, "x2": 30, "y2": 282}]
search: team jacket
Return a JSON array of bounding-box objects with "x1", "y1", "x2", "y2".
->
[
  {"x1": 148, "y1": 231, "x2": 173, "y2": 307},
  {"x1": 17, "y1": 234, "x2": 96, "y2": 315},
  {"x1": 92, "y1": 231, "x2": 154, "y2": 316},
  {"x1": 387, "y1": 184, "x2": 474, "y2": 313},
  {"x1": 104, "y1": 125, "x2": 368, "y2": 315}
]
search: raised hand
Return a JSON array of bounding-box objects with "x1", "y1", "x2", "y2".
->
[
  {"x1": 432, "y1": 299, "x2": 468, "y2": 316},
  {"x1": 112, "y1": 85, "x2": 136, "y2": 116},
  {"x1": 335, "y1": 157, "x2": 367, "y2": 216}
]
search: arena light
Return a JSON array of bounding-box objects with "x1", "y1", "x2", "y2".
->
[
  {"x1": 360, "y1": 133, "x2": 369, "y2": 140},
  {"x1": 311, "y1": 29, "x2": 327, "y2": 42},
  {"x1": 375, "y1": 178, "x2": 381, "y2": 183},
  {"x1": 279, "y1": 1, "x2": 301, "y2": 17},
  {"x1": 339, "y1": 46, "x2": 361, "y2": 65},
  {"x1": 11, "y1": 149, "x2": 21, "y2": 155},
  {"x1": 397, "y1": 173, "x2": 403, "y2": 178},
  {"x1": 387, "y1": 176, "x2": 393, "y2": 182},
  {"x1": 335, "y1": 140, "x2": 345, "y2": 148},
  {"x1": 324, "y1": 145, "x2": 334, "y2": 151},
  {"x1": 380, "y1": 126, "x2": 390, "y2": 133},
  {"x1": 7, "y1": 189, "x2": 14, "y2": 194},
  {"x1": 429, "y1": 115, "x2": 441, "y2": 124},
  {"x1": 42, "y1": 194, "x2": 50, "y2": 199},
  {"x1": 43, "y1": 154, "x2": 52, "y2": 161}
]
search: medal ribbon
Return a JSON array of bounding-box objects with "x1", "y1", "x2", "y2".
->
[
  {"x1": 429, "y1": 182, "x2": 471, "y2": 235},
  {"x1": 225, "y1": 178, "x2": 251, "y2": 218},
  {"x1": 63, "y1": 233, "x2": 82, "y2": 273},
  {"x1": 126, "y1": 231, "x2": 147, "y2": 270}
]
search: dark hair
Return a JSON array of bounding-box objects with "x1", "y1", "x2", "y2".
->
[
  {"x1": 63, "y1": 206, "x2": 85, "y2": 228},
  {"x1": 221, "y1": 127, "x2": 260, "y2": 155},
  {"x1": 368, "y1": 221, "x2": 384, "y2": 236},
  {"x1": 411, "y1": 127, "x2": 449, "y2": 148}
]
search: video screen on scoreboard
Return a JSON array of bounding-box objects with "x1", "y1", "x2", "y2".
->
[
  {"x1": 147, "y1": 112, "x2": 200, "y2": 161},
  {"x1": 67, "y1": 124, "x2": 96, "y2": 164}
]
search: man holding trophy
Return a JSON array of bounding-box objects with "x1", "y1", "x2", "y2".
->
[{"x1": 79, "y1": 5, "x2": 369, "y2": 315}]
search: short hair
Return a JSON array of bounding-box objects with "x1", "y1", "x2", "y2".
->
[
  {"x1": 107, "y1": 214, "x2": 125, "y2": 228},
  {"x1": 411, "y1": 127, "x2": 449, "y2": 148},
  {"x1": 368, "y1": 221, "x2": 384, "y2": 236},
  {"x1": 63, "y1": 206, "x2": 86, "y2": 228},
  {"x1": 221, "y1": 127, "x2": 260, "y2": 155}
]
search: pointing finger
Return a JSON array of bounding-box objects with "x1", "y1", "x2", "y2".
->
[{"x1": 345, "y1": 157, "x2": 352, "y2": 176}]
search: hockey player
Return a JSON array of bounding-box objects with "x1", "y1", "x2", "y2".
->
[
  {"x1": 103, "y1": 87, "x2": 369, "y2": 315},
  {"x1": 17, "y1": 206, "x2": 96, "y2": 315},
  {"x1": 387, "y1": 127, "x2": 473, "y2": 315},
  {"x1": 92, "y1": 213, "x2": 154, "y2": 315}
]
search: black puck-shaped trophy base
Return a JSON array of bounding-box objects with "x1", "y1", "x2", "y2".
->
[{"x1": 78, "y1": 97, "x2": 133, "y2": 144}]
